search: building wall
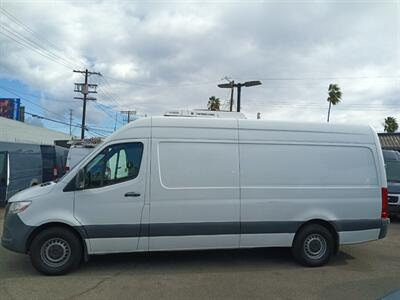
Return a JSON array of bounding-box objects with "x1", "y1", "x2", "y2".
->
[
  {"x1": 0, "y1": 116, "x2": 71, "y2": 145},
  {"x1": 378, "y1": 133, "x2": 400, "y2": 151}
]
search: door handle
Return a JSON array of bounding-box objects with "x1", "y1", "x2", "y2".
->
[{"x1": 124, "y1": 192, "x2": 141, "y2": 197}]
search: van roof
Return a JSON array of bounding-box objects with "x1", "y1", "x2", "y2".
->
[
  {"x1": 123, "y1": 116, "x2": 372, "y2": 132},
  {"x1": 105, "y1": 116, "x2": 374, "y2": 143}
]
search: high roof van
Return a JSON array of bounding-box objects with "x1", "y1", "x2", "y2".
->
[
  {"x1": 382, "y1": 150, "x2": 400, "y2": 216},
  {"x1": 2, "y1": 117, "x2": 389, "y2": 275}
]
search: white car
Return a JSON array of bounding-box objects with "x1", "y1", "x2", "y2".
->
[
  {"x1": 65, "y1": 144, "x2": 96, "y2": 172},
  {"x1": 2, "y1": 117, "x2": 389, "y2": 275}
]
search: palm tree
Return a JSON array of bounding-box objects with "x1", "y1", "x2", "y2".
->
[
  {"x1": 207, "y1": 96, "x2": 220, "y2": 111},
  {"x1": 326, "y1": 83, "x2": 342, "y2": 122},
  {"x1": 384, "y1": 117, "x2": 398, "y2": 133}
]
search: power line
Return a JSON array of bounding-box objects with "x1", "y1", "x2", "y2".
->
[
  {"x1": 249, "y1": 102, "x2": 400, "y2": 112},
  {"x1": 83, "y1": 76, "x2": 125, "y2": 126},
  {"x1": 69, "y1": 109, "x2": 73, "y2": 136},
  {"x1": 93, "y1": 102, "x2": 124, "y2": 126},
  {"x1": 0, "y1": 85, "x2": 71, "y2": 122},
  {"x1": 96, "y1": 85, "x2": 122, "y2": 108},
  {"x1": 98, "y1": 76, "x2": 126, "y2": 106},
  {"x1": 75, "y1": 72, "x2": 125, "y2": 128},
  {"x1": 0, "y1": 8, "x2": 82, "y2": 70},
  {"x1": 102, "y1": 74, "x2": 400, "y2": 90},
  {"x1": 102, "y1": 75, "x2": 219, "y2": 88},
  {"x1": 120, "y1": 110, "x2": 136, "y2": 124},
  {"x1": 25, "y1": 111, "x2": 113, "y2": 135},
  {"x1": 87, "y1": 128, "x2": 108, "y2": 137},
  {"x1": 0, "y1": 84, "x2": 71, "y2": 103},
  {"x1": 25, "y1": 111, "x2": 80, "y2": 128},
  {"x1": 0, "y1": 7, "x2": 86, "y2": 68},
  {"x1": 0, "y1": 27, "x2": 74, "y2": 70},
  {"x1": 234, "y1": 75, "x2": 400, "y2": 81},
  {"x1": 0, "y1": 29, "x2": 75, "y2": 70},
  {"x1": 250, "y1": 99, "x2": 400, "y2": 108},
  {"x1": 0, "y1": 22, "x2": 76, "y2": 69},
  {"x1": 0, "y1": 84, "x2": 116, "y2": 132}
]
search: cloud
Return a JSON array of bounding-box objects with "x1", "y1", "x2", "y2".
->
[
  {"x1": 24, "y1": 116, "x2": 43, "y2": 127},
  {"x1": 0, "y1": 0, "x2": 399, "y2": 131}
]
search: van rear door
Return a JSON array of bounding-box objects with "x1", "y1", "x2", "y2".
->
[{"x1": 40, "y1": 145, "x2": 57, "y2": 182}]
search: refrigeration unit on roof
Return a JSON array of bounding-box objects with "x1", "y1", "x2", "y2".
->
[{"x1": 163, "y1": 109, "x2": 246, "y2": 119}]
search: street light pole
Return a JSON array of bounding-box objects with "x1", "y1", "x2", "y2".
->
[
  {"x1": 229, "y1": 80, "x2": 234, "y2": 112},
  {"x1": 237, "y1": 84, "x2": 242, "y2": 112},
  {"x1": 218, "y1": 80, "x2": 262, "y2": 113}
]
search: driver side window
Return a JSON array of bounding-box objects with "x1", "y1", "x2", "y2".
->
[{"x1": 83, "y1": 142, "x2": 143, "y2": 189}]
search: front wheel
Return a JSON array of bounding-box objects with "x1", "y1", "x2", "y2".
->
[
  {"x1": 29, "y1": 227, "x2": 82, "y2": 275},
  {"x1": 292, "y1": 224, "x2": 334, "y2": 267}
]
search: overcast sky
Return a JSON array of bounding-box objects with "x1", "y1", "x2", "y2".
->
[{"x1": 0, "y1": 0, "x2": 399, "y2": 135}]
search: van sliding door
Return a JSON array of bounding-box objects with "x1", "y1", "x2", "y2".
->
[{"x1": 149, "y1": 121, "x2": 240, "y2": 250}]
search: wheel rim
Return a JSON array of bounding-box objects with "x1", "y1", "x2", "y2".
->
[
  {"x1": 40, "y1": 238, "x2": 71, "y2": 268},
  {"x1": 303, "y1": 233, "x2": 327, "y2": 260}
]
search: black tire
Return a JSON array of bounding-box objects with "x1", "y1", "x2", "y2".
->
[
  {"x1": 29, "y1": 227, "x2": 82, "y2": 275},
  {"x1": 292, "y1": 224, "x2": 334, "y2": 267}
]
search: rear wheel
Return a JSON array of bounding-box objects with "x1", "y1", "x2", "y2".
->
[
  {"x1": 292, "y1": 224, "x2": 334, "y2": 267},
  {"x1": 29, "y1": 227, "x2": 82, "y2": 275}
]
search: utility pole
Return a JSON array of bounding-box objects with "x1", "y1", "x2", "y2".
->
[
  {"x1": 69, "y1": 109, "x2": 73, "y2": 135},
  {"x1": 73, "y1": 69, "x2": 101, "y2": 139},
  {"x1": 120, "y1": 110, "x2": 136, "y2": 124},
  {"x1": 114, "y1": 112, "x2": 118, "y2": 131}
]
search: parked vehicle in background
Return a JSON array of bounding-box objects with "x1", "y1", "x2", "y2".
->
[
  {"x1": 0, "y1": 142, "x2": 68, "y2": 206},
  {"x1": 55, "y1": 146, "x2": 69, "y2": 177},
  {"x1": 65, "y1": 141, "x2": 97, "y2": 171},
  {"x1": 382, "y1": 150, "x2": 400, "y2": 216},
  {"x1": 2, "y1": 117, "x2": 389, "y2": 275}
]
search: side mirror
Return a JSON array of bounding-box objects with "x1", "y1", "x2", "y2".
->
[{"x1": 75, "y1": 169, "x2": 85, "y2": 190}]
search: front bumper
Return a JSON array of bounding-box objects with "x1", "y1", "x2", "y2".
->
[
  {"x1": 378, "y1": 218, "x2": 390, "y2": 239},
  {"x1": 1, "y1": 205, "x2": 34, "y2": 253}
]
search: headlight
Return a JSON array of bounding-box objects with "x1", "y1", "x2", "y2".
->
[{"x1": 8, "y1": 201, "x2": 32, "y2": 214}]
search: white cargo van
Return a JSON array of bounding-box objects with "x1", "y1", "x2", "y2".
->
[{"x1": 2, "y1": 117, "x2": 389, "y2": 275}]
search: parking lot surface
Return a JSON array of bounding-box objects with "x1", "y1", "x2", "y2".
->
[{"x1": 0, "y1": 208, "x2": 399, "y2": 300}]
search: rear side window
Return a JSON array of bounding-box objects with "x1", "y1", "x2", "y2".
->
[
  {"x1": 84, "y1": 142, "x2": 143, "y2": 189},
  {"x1": 383, "y1": 150, "x2": 400, "y2": 161}
]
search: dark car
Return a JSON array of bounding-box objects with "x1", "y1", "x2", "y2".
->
[
  {"x1": 0, "y1": 142, "x2": 68, "y2": 206},
  {"x1": 383, "y1": 150, "x2": 400, "y2": 216}
]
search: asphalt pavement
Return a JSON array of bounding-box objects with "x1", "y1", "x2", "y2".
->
[{"x1": 0, "y1": 208, "x2": 399, "y2": 300}]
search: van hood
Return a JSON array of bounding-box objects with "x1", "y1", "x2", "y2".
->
[{"x1": 8, "y1": 182, "x2": 57, "y2": 203}]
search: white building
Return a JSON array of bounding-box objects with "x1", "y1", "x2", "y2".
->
[{"x1": 0, "y1": 117, "x2": 71, "y2": 145}]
